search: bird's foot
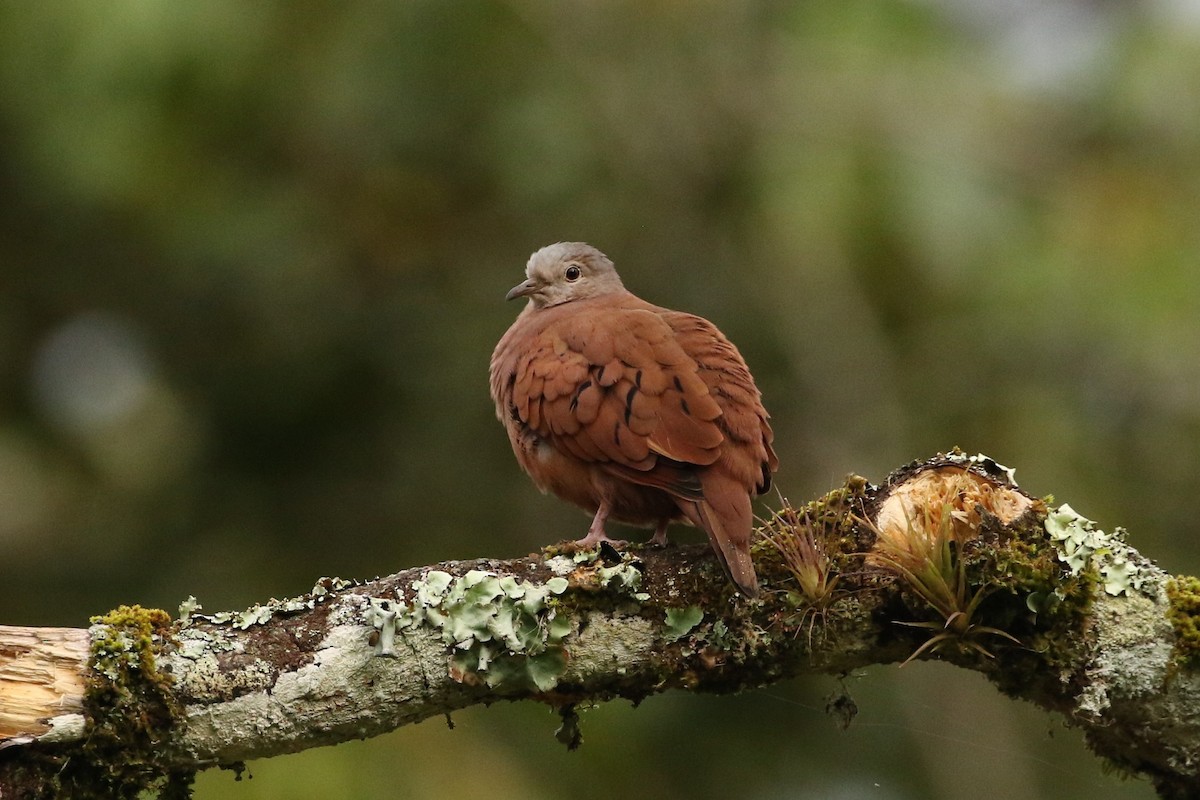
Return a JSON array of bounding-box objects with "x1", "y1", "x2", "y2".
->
[
  {"x1": 647, "y1": 522, "x2": 671, "y2": 548},
  {"x1": 572, "y1": 502, "x2": 625, "y2": 549},
  {"x1": 571, "y1": 529, "x2": 627, "y2": 549}
]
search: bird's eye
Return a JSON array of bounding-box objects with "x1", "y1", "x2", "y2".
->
[{"x1": 564, "y1": 265, "x2": 582, "y2": 282}]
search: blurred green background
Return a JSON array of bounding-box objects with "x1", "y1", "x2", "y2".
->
[{"x1": 2, "y1": 2, "x2": 1197, "y2": 798}]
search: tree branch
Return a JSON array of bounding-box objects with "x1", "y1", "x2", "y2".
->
[{"x1": 1, "y1": 453, "x2": 1196, "y2": 798}]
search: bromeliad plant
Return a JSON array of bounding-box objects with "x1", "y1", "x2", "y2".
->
[
  {"x1": 759, "y1": 499, "x2": 847, "y2": 644},
  {"x1": 762, "y1": 503, "x2": 840, "y2": 606},
  {"x1": 868, "y1": 485, "x2": 1021, "y2": 666}
]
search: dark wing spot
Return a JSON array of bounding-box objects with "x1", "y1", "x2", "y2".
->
[
  {"x1": 673, "y1": 376, "x2": 684, "y2": 392},
  {"x1": 624, "y1": 385, "x2": 639, "y2": 425},
  {"x1": 757, "y1": 462, "x2": 772, "y2": 494},
  {"x1": 635, "y1": 369, "x2": 643, "y2": 388},
  {"x1": 509, "y1": 404, "x2": 521, "y2": 423},
  {"x1": 613, "y1": 422, "x2": 622, "y2": 447},
  {"x1": 680, "y1": 398, "x2": 691, "y2": 416},
  {"x1": 570, "y1": 379, "x2": 593, "y2": 412}
]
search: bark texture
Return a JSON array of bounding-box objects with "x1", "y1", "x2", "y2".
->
[{"x1": 0, "y1": 453, "x2": 1196, "y2": 798}]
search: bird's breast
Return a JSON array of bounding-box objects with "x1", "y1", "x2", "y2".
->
[{"x1": 513, "y1": 428, "x2": 594, "y2": 506}]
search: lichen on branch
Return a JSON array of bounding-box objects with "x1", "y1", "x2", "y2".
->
[{"x1": 0, "y1": 451, "x2": 1198, "y2": 799}]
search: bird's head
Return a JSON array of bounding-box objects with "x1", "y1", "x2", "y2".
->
[{"x1": 505, "y1": 242, "x2": 626, "y2": 308}]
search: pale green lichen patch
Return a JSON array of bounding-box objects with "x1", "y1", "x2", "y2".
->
[
  {"x1": 177, "y1": 595, "x2": 203, "y2": 624},
  {"x1": 311, "y1": 576, "x2": 358, "y2": 598},
  {"x1": 546, "y1": 555, "x2": 577, "y2": 576},
  {"x1": 395, "y1": 569, "x2": 573, "y2": 692},
  {"x1": 179, "y1": 577, "x2": 354, "y2": 629},
  {"x1": 547, "y1": 554, "x2": 652, "y2": 597},
  {"x1": 944, "y1": 450, "x2": 1018, "y2": 484},
  {"x1": 664, "y1": 607, "x2": 704, "y2": 641},
  {"x1": 597, "y1": 562, "x2": 650, "y2": 599},
  {"x1": 365, "y1": 598, "x2": 401, "y2": 656},
  {"x1": 706, "y1": 619, "x2": 737, "y2": 651},
  {"x1": 1045, "y1": 504, "x2": 1150, "y2": 597}
]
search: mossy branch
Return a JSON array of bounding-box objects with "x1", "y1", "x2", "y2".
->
[{"x1": 0, "y1": 452, "x2": 1197, "y2": 799}]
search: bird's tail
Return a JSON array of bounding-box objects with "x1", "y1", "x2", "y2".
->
[{"x1": 682, "y1": 475, "x2": 759, "y2": 598}]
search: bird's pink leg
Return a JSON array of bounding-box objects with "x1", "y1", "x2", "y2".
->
[
  {"x1": 573, "y1": 500, "x2": 627, "y2": 547},
  {"x1": 648, "y1": 519, "x2": 671, "y2": 547}
]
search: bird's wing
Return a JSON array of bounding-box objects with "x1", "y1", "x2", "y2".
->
[
  {"x1": 659, "y1": 310, "x2": 779, "y2": 494},
  {"x1": 504, "y1": 305, "x2": 726, "y2": 497}
]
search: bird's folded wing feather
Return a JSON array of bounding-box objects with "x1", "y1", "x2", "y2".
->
[
  {"x1": 506, "y1": 306, "x2": 726, "y2": 497},
  {"x1": 660, "y1": 310, "x2": 779, "y2": 493}
]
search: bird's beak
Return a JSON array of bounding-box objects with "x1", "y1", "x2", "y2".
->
[{"x1": 505, "y1": 279, "x2": 538, "y2": 301}]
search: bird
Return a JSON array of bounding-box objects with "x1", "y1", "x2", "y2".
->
[{"x1": 489, "y1": 242, "x2": 778, "y2": 597}]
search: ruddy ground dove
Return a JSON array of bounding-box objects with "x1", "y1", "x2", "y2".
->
[{"x1": 490, "y1": 243, "x2": 778, "y2": 597}]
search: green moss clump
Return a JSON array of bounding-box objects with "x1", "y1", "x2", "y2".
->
[
  {"x1": 6, "y1": 605, "x2": 191, "y2": 799},
  {"x1": 1165, "y1": 576, "x2": 1200, "y2": 664},
  {"x1": 90, "y1": 604, "x2": 173, "y2": 682},
  {"x1": 750, "y1": 476, "x2": 871, "y2": 646},
  {"x1": 82, "y1": 604, "x2": 189, "y2": 798},
  {"x1": 954, "y1": 509, "x2": 1098, "y2": 698},
  {"x1": 752, "y1": 476, "x2": 871, "y2": 575}
]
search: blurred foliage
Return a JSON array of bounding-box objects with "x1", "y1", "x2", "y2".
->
[{"x1": 1, "y1": 1, "x2": 1197, "y2": 798}]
